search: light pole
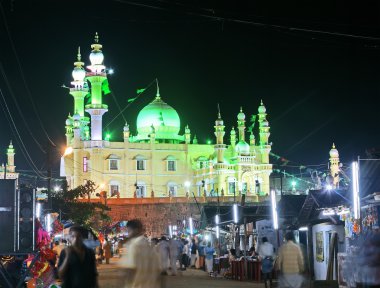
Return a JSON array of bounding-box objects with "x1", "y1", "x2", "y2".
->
[{"x1": 184, "y1": 181, "x2": 190, "y2": 198}]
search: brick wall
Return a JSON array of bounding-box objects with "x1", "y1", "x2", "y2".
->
[{"x1": 108, "y1": 203, "x2": 201, "y2": 237}]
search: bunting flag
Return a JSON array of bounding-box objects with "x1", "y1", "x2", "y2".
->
[
  {"x1": 127, "y1": 97, "x2": 137, "y2": 103},
  {"x1": 136, "y1": 88, "x2": 146, "y2": 94},
  {"x1": 102, "y1": 79, "x2": 111, "y2": 95}
]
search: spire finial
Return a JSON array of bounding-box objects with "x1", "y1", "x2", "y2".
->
[
  {"x1": 95, "y1": 32, "x2": 99, "y2": 43},
  {"x1": 260, "y1": 99, "x2": 263, "y2": 105},
  {"x1": 217, "y1": 103, "x2": 221, "y2": 119},
  {"x1": 240, "y1": 106, "x2": 243, "y2": 112},
  {"x1": 156, "y1": 78, "x2": 160, "y2": 99},
  {"x1": 77, "y1": 46, "x2": 81, "y2": 61},
  {"x1": 332, "y1": 143, "x2": 335, "y2": 149}
]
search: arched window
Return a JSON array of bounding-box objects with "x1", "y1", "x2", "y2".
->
[
  {"x1": 133, "y1": 155, "x2": 147, "y2": 171},
  {"x1": 165, "y1": 155, "x2": 177, "y2": 171}
]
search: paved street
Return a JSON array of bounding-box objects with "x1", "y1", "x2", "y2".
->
[{"x1": 98, "y1": 258, "x2": 268, "y2": 288}]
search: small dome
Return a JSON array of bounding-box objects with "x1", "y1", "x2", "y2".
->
[
  {"x1": 329, "y1": 144, "x2": 339, "y2": 158},
  {"x1": 261, "y1": 120, "x2": 269, "y2": 127},
  {"x1": 215, "y1": 119, "x2": 224, "y2": 126},
  {"x1": 230, "y1": 127, "x2": 236, "y2": 135},
  {"x1": 65, "y1": 118, "x2": 73, "y2": 126},
  {"x1": 258, "y1": 100, "x2": 266, "y2": 113},
  {"x1": 72, "y1": 113, "x2": 81, "y2": 121},
  {"x1": 235, "y1": 140, "x2": 250, "y2": 155},
  {"x1": 237, "y1": 107, "x2": 245, "y2": 121},
  {"x1": 89, "y1": 51, "x2": 104, "y2": 66},
  {"x1": 136, "y1": 96, "x2": 180, "y2": 140},
  {"x1": 84, "y1": 125, "x2": 89, "y2": 131},
  {"x1": 72, "y1": 66, "x2": 86, "y2": 81}
]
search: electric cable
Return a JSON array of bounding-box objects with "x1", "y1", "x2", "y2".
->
[
  {"x1": 0, "y1": 1, "x2": 56, "y2": 147},
  {"x1": 0, "y1": 63, "x2": 46, "y2": 153}
]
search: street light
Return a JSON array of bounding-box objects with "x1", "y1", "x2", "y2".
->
[
  {"x1": 189, "y1": 217, "x2": 193, "y2": 236},
  {"x1": 352, "y1": 161, "x2": 360, "y2": 219},
  {"x1": 215, "y1": 214, "x2": 220, "y2": 239},
  {"x1": 233, "y1": 204, "x2": 238, "y2": 224},
  {"x1": 36, "y1": 202, "x2": 41, "y2": 219},
  {"x1": 271, "y1": 189, "x2": 278, "y2": 230}
]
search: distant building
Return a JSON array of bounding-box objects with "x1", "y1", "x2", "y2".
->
[
  {"x1": 60, "y1": 34, "x2": 273, "y2": 200},
  {"x1": 0, "y1": 141, "x2": 19, "y2": 181}
]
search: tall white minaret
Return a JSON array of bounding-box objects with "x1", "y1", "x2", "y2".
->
[
  {"x1": 329, "y1": 143, "x2": 340, "y2": 188},
  {"x1": 258, "y1": 100, "x2": 271, "y2": 164},
  {"x1": 7, "y1": 141, "x2": 15, "y2": 173},
  {"x1": 85, "y1": 32, "x2": 108, "y2": 143},
  {"x1": 214, "y1": 107, "x2": 226, "y2": 164},
  {"x1": 237, "y1": 107, "x2": 246, "y2": 142}
]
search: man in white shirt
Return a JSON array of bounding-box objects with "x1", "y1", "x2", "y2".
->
[
  {"x1": 119, "y1": 219, "x2": 161, "y2": 288},
  {"x1": 258, "y1": 237, "x2": 274, "y2": 288}
]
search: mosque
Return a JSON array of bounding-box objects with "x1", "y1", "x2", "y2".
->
[
  {"x1": 0, "y1": 141, "x2": 18, "y2": 181},
  {"x1": 60, "y1": 34, "x2": 273, "y2": 201}
]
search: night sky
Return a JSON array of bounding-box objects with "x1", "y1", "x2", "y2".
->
[{"x1": 0, "y1": 0, "x2": 380, "y2": 177}]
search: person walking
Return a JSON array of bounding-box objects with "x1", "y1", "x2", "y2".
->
[
  {"x1": 190, "y1": 238, "x2": 198, "y2": 268},
  {"x1": 157, "y1": 236, "x2": 170, "y2": 275},
  {"x1": 119, "y1": 219, "x2": 161, "y2": 288},
  {"x1": 58, "y1": 225, "x2": 98, "y2": 288},
  {"x1": 103, "y1": 239, "x2": 112, "y2": 264},
  {"x1": 276, "y1": 231, "x2": 304, "y2": 288},
  {"x1": 258, "y1": 237, "x2": 275, "y2": 288},
  {"x1": 197, "y1": 241, "x2": 206, "y2": 269},
  {"x1": 180, "y1": 240, "x2": 189, "y2": 270},
  {"x1": 204, "y1": 242, "x2": 215, "y2": 276},
  {"x1": 168, "y1": 237, "x2": 180, "y2": 276}
]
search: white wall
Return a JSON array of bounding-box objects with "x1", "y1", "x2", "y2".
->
[{"x1": 312, "y1": 223, "x2": 345, "y2": 280}]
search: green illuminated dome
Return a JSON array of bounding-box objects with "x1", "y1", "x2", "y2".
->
[
  {"x1": 136, "y1": 96, "x2": 181, "y2": 141},
  {"x1": 235, "y1": 140, "x2": 250, "y2": 155}
]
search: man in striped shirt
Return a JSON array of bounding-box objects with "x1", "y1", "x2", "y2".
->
[{"x1": 276, "y1": 231, "x2": 304, "y2": 288}]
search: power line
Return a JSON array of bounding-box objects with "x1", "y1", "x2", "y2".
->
[
  {"x1": 104, "y1": 78, "x2": 157, "y2": 130},
  {"x1": 0, "y1": 1, "x2": 56, "y2": 147},
  {"x1": 0, "y1": 87, "x2": 48, "y2": 179},
  {"x1": 114, "y1": 0, "x2": 380, "y2": 41},
  {"x1": 0, "y1": 62, "x2": 46, "y2": 153}
]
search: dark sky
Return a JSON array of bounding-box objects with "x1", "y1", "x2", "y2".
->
[{"x1": 0, "y1": 0, "x2": 380, "y2": 177}]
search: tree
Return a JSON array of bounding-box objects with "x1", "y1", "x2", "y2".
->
[{"x1": 49, "y1": 180, "x2": 111, "y2": 230}]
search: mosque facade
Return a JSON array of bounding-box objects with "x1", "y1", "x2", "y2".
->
[{"x1": 61, "y1": 34, "x2": 273, "y2": 201}]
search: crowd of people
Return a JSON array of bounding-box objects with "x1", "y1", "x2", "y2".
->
[{"x1": 49, "y1": 221, "x2": 309, "y2": 288}]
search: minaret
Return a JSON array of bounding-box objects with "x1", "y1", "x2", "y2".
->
[
  {"x1": 258, "y1": 100, "x2": 271, "y2": 163},
  {"x1": 329, "y1": 143, "x2": 340, "y2": 188},
  {"x1": 249, "y1": 132, "x2": 255, "y2": 146},
  {"x1": 214, "y1": 107, "x2": 226, "y2": 164},
  {"x1": 237, "y1": 107, "x2": 246, "y2": 142},
  {"x1": 230, "y1": 127, "x2": 236, "y2": 149},
  {"x1": 70, "y1": 47, "x2": 87, "y2": 117},
  {"x1": 123, "y1": 122, "x2": 130, "y2": 142},
  {"x1": 65, "y1": 113, "x2": 73, "y2": 146},
  {"x1": 193, "y1": 135, "x2": 198, "y2": 144},
  {"x1": 185, "y1": 125, "x2": 191, "y2": 144},
  {"x1": 7, "y1": 141, "x2": 15, "y2": 173},
  {"x1": 85, "y1": 32, "x2": 108, "y2": 143}
]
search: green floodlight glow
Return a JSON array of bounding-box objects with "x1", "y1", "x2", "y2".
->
[
  {"x1": 291, "y1": 181, "x2": 297, "y2": 187},
  {"x1": 207, "y1": 140, "x2": 212, "y2": 145},
  {"x1": 105, "y1": 133, "x2": 111, "y2": 141}
]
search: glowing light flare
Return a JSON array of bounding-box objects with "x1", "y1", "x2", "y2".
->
[
  {"x1": 108, "y1": 68, "x2": 114, "y2": 75},
  {"x1": 271, "y1": 190, "x2": 278, "y2": 230},
  {"x1": 323, "y1": 209, "x2": 335, "y2": 216},
  {"x1": 299, "y1": 226, "x2": 308, "y2": 231},
  {"x1": 233, "y1": 204, "x2": 238, "y2": 224},
  {"x1": 326, "y1": 184, "x2": 333, "y2": 191},
  {"x1": 169, "y1": 225, "x2": 173, "y2": 238},
  {"x1": 46, "y1": 214, "x2": 52, "y2": 233},
  {"x1": 54, "y1": 186, "x2": 60, "y2": 192},
  {"x1": 64, "y1": 147, "x2": 73, "y2": 156},
  {"x1": 215, "y1": 214, "x2": 220, "y2": 239},
  {"x1": 352, "y1": 161, "x2": 360, "y2": 219},
  {"x1": 205, "y1": 234, "x2": 210, "y2": 241},
  {"x1": 36, "y1": 203, "x2": 41, "y2": 219},
  {"x1": 189, "y1": 217, "x2": 193, "y2": 235},
  {"x1": 184, "y1": 181, "x2": 191, "y2": 188}
]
